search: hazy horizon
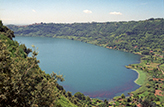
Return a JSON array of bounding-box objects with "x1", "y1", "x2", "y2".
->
[
  {"x1": 1, "y1": 0, "x2": 164, "y2": 25},
  {"x1": 4, "y1": 18, "x2": 164, "y2": 26}
]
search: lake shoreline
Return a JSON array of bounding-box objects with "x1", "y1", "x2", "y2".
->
[
  {"x1": 131, "y1": 69, "x2": 147, "y2": 86},
  {"x1": 133, "y1": 69, "x2": 141, "y2": 85},
  {"x1": 15, "y1": 36, "x2": 141, "y2": 100}
]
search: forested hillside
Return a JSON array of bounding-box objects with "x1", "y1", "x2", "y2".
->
[
  {"x1": 0, "y1": 20, "x2": 67, "y2": 106},
  {"x1": 7, "y1": 18, "x2": 164, "y2": 55},
  {"x1": 0, "y1": 21, "x2": 85, "y2": 107}
]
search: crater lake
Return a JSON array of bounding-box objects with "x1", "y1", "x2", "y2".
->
[{"x1": 14, "y1": 36, "x2": 141, "y2": 100}]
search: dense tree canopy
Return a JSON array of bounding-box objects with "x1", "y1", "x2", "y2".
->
[{"x1": 0, "y1": 21, "x2": 65, "y2": 107}]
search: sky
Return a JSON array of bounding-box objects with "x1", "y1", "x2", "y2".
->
[{"x1": 0, "y1": 0, "x2": 164, "y2": 25}]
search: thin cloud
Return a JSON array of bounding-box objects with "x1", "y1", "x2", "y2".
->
[
  {"x1": 32, "y1": 9, "x2": 36, "y2": 12},
  {"x1": 109, "y1": 12, "x2": 122, "y2": 15},
  {"x1": 83, "y1": 10, "x2": 92, "y2": 14}
]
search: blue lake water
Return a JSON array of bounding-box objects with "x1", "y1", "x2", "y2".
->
[{"x1": 14, "y1": 36, "x2": 140, "y2": 100}]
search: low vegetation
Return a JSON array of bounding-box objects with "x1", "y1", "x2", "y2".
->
[{"x1": 133, "y1": 69, "x2": 148, "y2": 86}]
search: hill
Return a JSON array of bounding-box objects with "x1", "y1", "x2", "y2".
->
[
  {"x1": 3, "y1": 18, "x2": 164, "y2": 106},
  {"x1": 7, "y1": 18, "x2": 164, "y2": 55},
  {"x1": 0, "y1": 20, "x2": 80, "y2": 107}
]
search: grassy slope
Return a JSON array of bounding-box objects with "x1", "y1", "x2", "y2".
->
[
  {"x1": 133, "y1": 69, "x2": 148, "y2": 86},
  {"x1": 58, "y1": 96, "x2": 78, "y2": 107}
]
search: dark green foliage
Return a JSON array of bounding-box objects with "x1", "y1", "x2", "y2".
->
[
  {"x1": 56, "y1": 84, "x2": 64, "y2": 91},
  {"x1": 127, "y1": 98, "x2": 131, "y2": 102},
  {"x1": 0, "y1": 21, "x2": 65, "y2": 106},
  {"x1": 142, "y1": 50, "x2": 150, "y2": 55},
  {"x1": 66, "y1": 91, "x2": 72, "y2": 98},
  {"x1": 121, "y1": 93, "x2": 125, "y2": 98},
  {"x1": 74, "y1": 92, "x2": 85, "y2": 100},
  {"x1": 0, "y1": 22, "x2": 15, "y2": 40},
  {"x1": 104, "y1": 99, "x2": 108, "y2": 105},
  {"x1": 142, "y1": 99, "x2": 156, "y2": 107}
]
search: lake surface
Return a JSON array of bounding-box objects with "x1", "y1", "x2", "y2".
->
[{"x1": 14, "y1": 36, "x2": 140, "y2": 100}]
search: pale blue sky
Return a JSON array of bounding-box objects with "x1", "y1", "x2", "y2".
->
[{"x1": 0, "y1": 0, "x2": 164, "y2": 24}]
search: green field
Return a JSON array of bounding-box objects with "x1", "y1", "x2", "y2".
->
[{"x1": 133, "y1": 69, "x2": 147, "y2": 86}]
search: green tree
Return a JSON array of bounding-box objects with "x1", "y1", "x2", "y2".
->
[
  {"x1": 141, "y1": 99, "x2": 156, "y2": 107},
  {"x1": 0, "y1": 23, "x2": 64, "y2": 106},
  {"x1": 104, "y1": 99, "x2": 108, "y2": 105},
  {"x1": 121, "y1": 93, "x2": 125, "y2": 99},
  {"x1": 0, "y1": 40, "x2": 64, "y2": 106},
  {"x1": 74, "y1": 92, "x2": 85, "y2": 100}
]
